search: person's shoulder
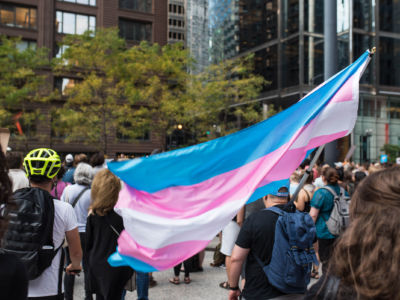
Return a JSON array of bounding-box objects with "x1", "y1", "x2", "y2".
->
[{"x1": 54, "y1": 199, "x2": 73, "y2": 211}]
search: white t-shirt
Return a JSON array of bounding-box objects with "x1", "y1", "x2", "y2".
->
[
  {"x1": 61, "y1": 184, "x2": 91, "y2": 233},
  {"x1": 28, "y1": 200, "x2": 78, "y2": 297},
  {"x1": 8, "y1": 169, "x2": 29, "y2": 192}
]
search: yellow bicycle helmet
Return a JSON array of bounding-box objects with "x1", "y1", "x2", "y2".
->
[{"x1": 23, "y1": 148, "x2": 61, "y2": 179}]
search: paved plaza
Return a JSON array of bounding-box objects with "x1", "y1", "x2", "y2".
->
[{"x1": 73, "y1": 238, "x2": 319, "y2": 300}]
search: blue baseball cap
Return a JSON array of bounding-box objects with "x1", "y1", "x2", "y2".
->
[{"x1": 268, "y1": 179, "x2": 290, "y2": 197}]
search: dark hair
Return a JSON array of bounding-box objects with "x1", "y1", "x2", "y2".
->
[
  {"x1": 5, "y1": 151, "x2": 23, "y2": 169},
  {"x1": 343, "y1": 170, "x2": 353, "y2": 183},
  {"x1": 323, "y1": 167, "x2": 339, "y2": 185},
  {"x1": 90, "y1": 152, "x2": 105, "y2": 168},
  {"x1": 330, "y1": 167, "x2": 400, "y2": 299},
  {"x1": 29, "y1": 175, "x2": 52, "y2": 184},
  {"x1": 354, "y1": 171, "x2": 367, "y2": 190},
  {"x1": 0, "y1": 145, "x2": 13, "y2": 241},
  {"x1": 56, "y1": 165, "x2": 67, "y2": 180},
  {"x1": 73, "y1": 153, "x2": 88, "y2": 167}
]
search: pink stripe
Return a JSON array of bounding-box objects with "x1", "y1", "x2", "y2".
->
[
  {"x1": 115, "y1": 84, "x2": 357, "y2": 219},
  {"x1": 118, "y1": 230, "x2": 209, "y2": 270},
  {"x1": 329, "y1": 74, "x2": 356, "y2": 103}
]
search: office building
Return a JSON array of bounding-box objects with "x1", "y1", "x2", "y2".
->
[
  {"x1": 0, "y1": 0, "x2": 167, "y2": 156},
  {"x1": 220, "y1": 0, "x2": 400, "y2": 163}
]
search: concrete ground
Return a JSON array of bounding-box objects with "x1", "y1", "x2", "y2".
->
[{"x1": 73, "y1": 237, "x2": 319, "y2": 299}]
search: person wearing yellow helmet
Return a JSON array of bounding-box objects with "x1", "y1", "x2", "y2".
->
[{"x1": 2, "y1": 148, "x2": 83, "y2": 300}]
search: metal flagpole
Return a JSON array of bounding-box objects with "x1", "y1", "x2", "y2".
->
[{"x1": 290, "y1": 145, "x2": 325, "y2": 203}]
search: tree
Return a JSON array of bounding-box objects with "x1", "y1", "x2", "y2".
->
[
  {"x1": 52, "y1": 28, "x2": 130, "y2": 153},
  {"x1": 0, "y1": 36, "x2": 50, "y2": 146},
  {"x1": 190, "y1": 55, "x2": 269, "y2": 143},
  {"x1": 381, "y1": 144, "x2": 400, "y2": 163},
  {"x1": 52, "y1": 28, "x2": 269, "y2": 152}
]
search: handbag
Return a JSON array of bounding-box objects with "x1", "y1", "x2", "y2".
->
[{"x1": 108, "y1": 222, "x2": 137, "y2": 292}]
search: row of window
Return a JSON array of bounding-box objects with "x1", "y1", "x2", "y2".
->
[
  {"x1": 169, "y1": 4, "x2": 184, "y2": 14},
  {"x1": 0, "y1": 3, "x2": 36, "y2": 29},
  {"x1": 168, "y1": 31, "x2": 184, "y2": 41},
  {"x1": 119, "y1": 0, "x2": 152, "y2": 13},
  {"x1": 169, "y1": 18, "x2": 184, "y2": 27},
  {"x1": 56, "y1": 11, "x2": 96, "y2": 34},
  {"x1": 58, "y1": 0, "x2": 97, "y2": 6}
]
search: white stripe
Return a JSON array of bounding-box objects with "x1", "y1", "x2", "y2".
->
[
  {"x1": 290, "y1": 60, "x2": 369, "y2": 150},
  {"x1": 290, "y1": 99, "x2": 358, "y2": 149},
  {"x1": 115, "y1": 196, "x2": 246, "y2": 249}
]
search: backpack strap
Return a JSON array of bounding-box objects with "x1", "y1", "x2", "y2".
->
[
  {"x1": 322, "y1": 186, "x2": 338, "y2": 198},
  {"x1": 71, "y1": 186, "x2": 90, "y2": 208},
  {"x1": 266, "y1": 206, "x2": 284, "y2": 216},
  {"x1": 57, "y1": 244, "x2": 65, "y2": 297}
]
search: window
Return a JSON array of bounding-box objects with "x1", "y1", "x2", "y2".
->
[
  {"x1": 54, "y1": 77, "x2": 78, "y2": 95},
  {"x1": 379, "y1": 37, "x2": 400, "y2": 86},
  {"x1": 58, "y1": 0, "x2": 96, "y2": 6},
  {"x1": 119, "y1": 19, "x2": 152, "y2": 42},
  {"x1": 56, "y1": 11, "x2": 96, "y2": 34},
  {"x1": 16, "y1": 40, "x2": 37, "y2": 52},
  {"x1": 0, "y1": 3, "x2": 37, "y2": 29},
  {"x1": 119, "y1": 0, "x2": 152, "y2": 13}
]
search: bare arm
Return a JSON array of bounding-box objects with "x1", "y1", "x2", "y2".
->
[
  {"x1": 236, "y1": 206, "x2": 245, "y2": 227},
  {"x1": 228, "y1": 245, "x2": 250, "y2": 300},
  {"x1": 65, "y1": 227, "x2": 82, "y2": 274},
  {"x1": 295, "y1": 189, "x2": 306, "y2": 212},
  {"x1": 309, "y1": 207, "x2": 320, "y2": 223}
]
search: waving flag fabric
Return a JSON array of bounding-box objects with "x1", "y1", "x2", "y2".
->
[{"x1": 108, "y1": 51, "x2": 372, "y2": 272}]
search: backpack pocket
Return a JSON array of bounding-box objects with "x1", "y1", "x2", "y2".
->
[
  {"x1": 284, "y1": 249, "x2": 312, "y2": 288},
  {"x1": 38, "y1": 245, "x2": 57, "y2": 275}
]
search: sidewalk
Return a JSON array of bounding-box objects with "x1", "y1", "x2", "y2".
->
[{"x1": 74, "y1": 237, "x2": 229, "y2": 299}]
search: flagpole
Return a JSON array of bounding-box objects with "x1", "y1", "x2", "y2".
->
[
  {"x1": 290, "y1": 145, "x2": 325, "y2": 204},
  {"x1": 290, "y1": 47, "x2": 376, "y2": 205}
]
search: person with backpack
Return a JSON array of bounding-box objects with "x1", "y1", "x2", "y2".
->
[
  {"x1": 305, "y1": 167, "x2": 400, "y2": 299},
  {"x1": 2, "y1": 148, "x2": 82, "y2": 300},
  {"x1": 0, "y1": 145, "x2": 28, "y2": 300},
  {"x1": 309, "y1": 167, "x2": 349, "y2": 273},
  {"x1": 61, "y1": 162, "x2": 94, "y2": 300},
  {"x1": 228, "y1": 181, "x2": 317, "y2": 300}
]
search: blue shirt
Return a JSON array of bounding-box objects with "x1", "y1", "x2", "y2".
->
[
  {"x1": 310, "y1": 184, "x2": 340, "y2": 239},
  {"x1": 62, "y1": 167, "x2": 75, "y2": 184}
]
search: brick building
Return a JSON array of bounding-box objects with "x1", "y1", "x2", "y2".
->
[{"x1": 0, "y1": 0, "x2": 167, "y2": 157}]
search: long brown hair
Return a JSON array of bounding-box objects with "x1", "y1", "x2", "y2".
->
[
  {"x1": 0, "y1": 145, "x2": 13, "y2": 242},
  {"x1": 330, "y1": 167, "x2": 400, "y2": 299},
  {"x1": 90, "y1": 169, "x2": 121, "y2": 216}
]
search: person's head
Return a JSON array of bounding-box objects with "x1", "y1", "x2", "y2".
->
[
  {"x1": 299, "y1": 169, "x2": 313, "y2": 185},
  {"x1": 330, "y1": 167, "x2": 400, "y2": 298},
  {"x1": 90, "y1": 169, "x2": 121, "y2": 216},
  {"x1": 263, "y1": 181, "x2": 290, "y2": 208},
  {"x1": 90, "y1": 152, "x2": 105, "y2": 168},
  {"x1": 65, "y1": 153, "x2": 73, "y2": 167},
  {"x1": 23, "y1": 148, "x2": 61, "y2": 191},
  {"x1": 73, "y1": 163, "x2": 94, "y2": 186},
  {"x1": 5, "y1": 151, "x2": 24, "y2": 169},
  {"x1": 73, "y1": 153, "x2": 88, "y2": 167},
  {"x1": 354, "y1": 171, "x2": 367, "y2": 188},
  {"x1": 290, "y1": 171, "x2": 301, "y2": 184},
  {"x1": 0, "y1": 145, "x2": 13, "y2": 241},
  {"x1": 322, "y1": 167, "x2": 339, "y2": 185}
]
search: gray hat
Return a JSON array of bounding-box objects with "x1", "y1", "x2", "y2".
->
[{"x1": 74, "y1": 162, "x2": 94, "y2": 186}]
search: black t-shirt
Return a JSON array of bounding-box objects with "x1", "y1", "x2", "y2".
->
[
  {"x1": 0, "y1": 252, "x2": 28, "y2": 300},
  {"x1": 235, "y1": 204, "x2": 290, "y2": 300}
]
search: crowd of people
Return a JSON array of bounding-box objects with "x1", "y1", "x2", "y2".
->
[{"x1": 0, "y1": 145, "x2": 399, "y2": 300}]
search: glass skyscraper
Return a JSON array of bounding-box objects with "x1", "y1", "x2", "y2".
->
[{"x1": 206, "y1": 0, "x2": 400, "y2": 163}]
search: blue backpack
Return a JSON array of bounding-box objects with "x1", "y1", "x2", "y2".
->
[{"x1": 253, "y1": 206, "x2": 318, "y2": 294}]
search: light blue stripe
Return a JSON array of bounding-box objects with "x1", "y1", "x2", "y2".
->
[
  {"x1": 108, "y1": 51, "x2": 369, "y2": 193},
  {"x1": 108, "y1": 250, "x2": 157, "y2": 273},
  {"x1": 246, "y1": 179, "x2": 291, "y2": 204}
]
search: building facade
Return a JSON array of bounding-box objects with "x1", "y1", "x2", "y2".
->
[
  {"x1": 168, "y1": 0, "x2": 185, "y2": 44},
  {"x1": 220, "y1": 0, "x2": 400, "y2": 163},
  {"x1": 0, "y1": 0, "x2": 167, "y2": 156}
]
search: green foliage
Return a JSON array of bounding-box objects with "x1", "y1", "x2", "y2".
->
[
  {"x1": 381, "y1": 144, "x2": 400, "y2": 163},
  {"x1": 0, "y1": 36, "x2": 50, "y2": 141},
  {"x1": 190, "y1": 54, "x2": 269, "y2": 142},
  {"x1": 52, "y1": 28, "x2": 270, "y2": 151}
]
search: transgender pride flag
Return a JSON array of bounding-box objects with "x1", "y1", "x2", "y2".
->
[{"x1": 108, "y1": 50, "x2": 372, "y2": 272}]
